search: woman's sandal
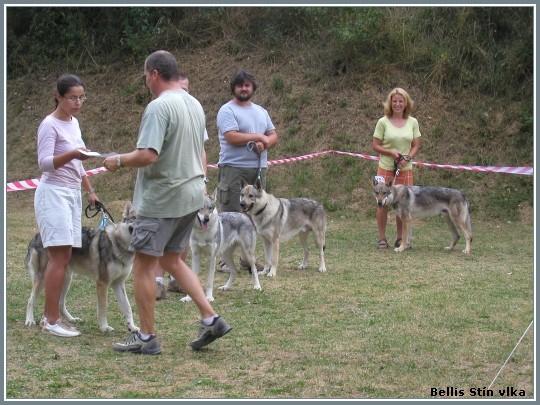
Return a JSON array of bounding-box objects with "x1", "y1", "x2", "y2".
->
[{"x1": 377, "y1": 238, "x2": 388, "y2": 249}]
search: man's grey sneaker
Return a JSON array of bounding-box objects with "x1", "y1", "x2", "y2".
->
[
  {"x1": 156, "y1": 282, "x2": 167, "y2": 300},
  {"x1": 190, "y1": 316, "x2": 232, "y2": 351},
  {"x1": 113, "y1": 332, "x2": 162, "y2": 355}
]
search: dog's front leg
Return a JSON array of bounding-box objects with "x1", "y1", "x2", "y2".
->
[
  {"x1": 182, "y1": 247, "x2": 201, "y2": 303},
  {"x1": 205, "y1": 251, "x2": 217, "y2": 301},
  {"x1": 59, "y1": 271, "x2": 80, "y2": 322},
  {"x1": 259, "y1": 238, "x2": 272, "y2": 276},
  {"x1": 395, "y1": 217, "x2": 410, "y2": 253},
  {"x1": 111, "y1": 278, "x2": 139, "y2": 332}
]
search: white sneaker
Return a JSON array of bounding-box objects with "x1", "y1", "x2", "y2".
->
[
  {"x1": 42, "y1": 320, "x2": 81, "y2": 338},
  {"x1": 40, "y1": 316, "x2": 78, "y2": 332}
]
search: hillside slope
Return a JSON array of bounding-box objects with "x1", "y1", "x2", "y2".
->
[{"x1": 5, "y1": 40, "x2": 534, "y2": 221}]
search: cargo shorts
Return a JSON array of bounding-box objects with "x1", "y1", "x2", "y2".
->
[
  {"x1": 217, "y1": 165, "x2": 267, "y2": 212},
  {"x1": 129, "y1": 212, "x2": 197, "y2": 257}
]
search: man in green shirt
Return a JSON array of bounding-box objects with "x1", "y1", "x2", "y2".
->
[{"x1": 103, "y1": 50, "x2": 231, "y2": 355}]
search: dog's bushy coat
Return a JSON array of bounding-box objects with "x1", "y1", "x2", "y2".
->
[
  {"x1": 25, "y1": 201, "x2": 139, "y2": 332},
  {"x1": 372, "y1": 178, "x2": 473, "y2": 253},
  {"x1": 239, "y1": 178, "x2": 327, "y2": 277}
]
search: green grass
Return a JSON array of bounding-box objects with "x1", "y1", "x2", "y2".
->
[{"x1": 5, "y1": 192, "x2": 534, "y2": 399}]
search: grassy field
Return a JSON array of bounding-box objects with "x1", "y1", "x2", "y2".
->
[{"x1": 4, "y1": 191, "x2": 534, "y2": 400}]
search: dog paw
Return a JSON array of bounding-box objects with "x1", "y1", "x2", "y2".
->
[
  {"x1": 258, "y1": 270, "x2": 269, "y2": 276},
  {"x1": 25, "y1": 319, "x2": 36, "y2": 327},
  {"x1": 254, "y1": 285, "x2": 262, "y2": 291},
  {"x1": 218, "y1": 285, "x2": 231, "y2": 291},
  {"x1": 100, "y1": 325, "x2": 114, "y2": 333},
  {"x1": 267, "y1": 271, "x2": 277, "y2": 277},
  {"x1": 207, "y1": 296, "x2": 215, "y2": 302},
  {"x1": 180, "y1": 295, "x2": 193, "y2": 303},
  {"x1": 444, "y1": 246, "x2": 452, "y2": 251},
  {"x1": 297, "y1": 264, "x2": 307, "y2": 270},
  {"x1": 394, "y1": 247, "x2": 404, "y2": 253},
  {"x1": 127, "y1": 324, "x2": 140, "y2": 333},
  {"x1": 462, "y1": 249, "x2": 471, "y2": 254},
  {"x1": 319, "y1": 267, "x2": 327, "y2": 273}
]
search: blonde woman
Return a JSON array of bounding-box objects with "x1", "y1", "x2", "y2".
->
[{"x1": 372, "y1": 87, "x2": 421, "y2": 249}]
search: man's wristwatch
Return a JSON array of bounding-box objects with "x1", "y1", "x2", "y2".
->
[
  {"x1": 203, "y1": 176, "x2": 209, "y2": 184},
  {"x1": 116, "y1": 155, "x2": 123, "y2": 168}
]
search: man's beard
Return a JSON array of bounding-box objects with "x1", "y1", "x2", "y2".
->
[{"x1": 235, "y1": 92, "x2": 252, "y2": 102}]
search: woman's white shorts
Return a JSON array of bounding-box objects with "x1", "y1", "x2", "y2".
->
[{"x1": 34, "y1": 182, "x2": 82, "y2": 248}]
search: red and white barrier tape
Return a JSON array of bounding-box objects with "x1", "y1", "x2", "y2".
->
[
  {"x1": 7, "y1": 150, "x2": 533, "y2": 192},
  {"x1": 6, "y1": 167, "x2": 108, "y2": 192}
]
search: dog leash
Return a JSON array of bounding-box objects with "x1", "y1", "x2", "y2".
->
[
  {"x1": 247, "y1": 141, "x2": 262, "y2": 182},
  {"x1": 393, "y1": 153, "x2": 411, "y2": 182},
  {"x1": 85, "y1": 201, "x2": 116, "y2": 229}
]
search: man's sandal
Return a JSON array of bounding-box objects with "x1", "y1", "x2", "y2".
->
[{"x1": 377, "y1": 239, "x2": 388, "y2": 249}]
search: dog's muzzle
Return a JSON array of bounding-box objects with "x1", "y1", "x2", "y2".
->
[
  {"x1": 198, "y1": 214, "x2": 210, "y2": 229},
  {"x1": 240, "y1": 202, "x2": 254, "y2": 212}
]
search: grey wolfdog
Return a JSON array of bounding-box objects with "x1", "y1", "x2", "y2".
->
[
  {"x1": 239, "y1": 178, "x2": 327, "y2": 277},
  {"x1": 25, "y1": 201, "x2": 139, "y2": 332},
  {"x1": 181, "y1": 190, "x2": 261, "y2": 303},
  {"x1": 372, "y1": 178, "x2": 473, "y2": 253}
]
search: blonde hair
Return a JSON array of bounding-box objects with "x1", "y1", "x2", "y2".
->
[{"x1": 383, "y1": 87, "x2": 414, "y2": 118}]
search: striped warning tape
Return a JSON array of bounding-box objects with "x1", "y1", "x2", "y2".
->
[{"x1": 7, "y1": 150, "x2": 533, "y2": 192}]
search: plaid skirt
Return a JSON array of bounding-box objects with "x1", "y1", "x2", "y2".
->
[{"x1": 376, "y1": 168, "x2": 414, "y2": 186}]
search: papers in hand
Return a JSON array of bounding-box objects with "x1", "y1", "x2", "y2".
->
[{"x1": 77, "y1": 149, "x2": 117, "y2": 158}]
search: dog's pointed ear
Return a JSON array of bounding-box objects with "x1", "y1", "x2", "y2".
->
[
  {"x1": 240, "y1": 177, "x2": 247, "y2": 189},
  {"x1": 254, "y1": 177, "x2": 263, "y2": 191},
  {"x1": 387, "y1": 179, "x2": 394, "y2": 187},
  {"x1": 124, "y1": 201, "x2": 133, "y2": 216}
]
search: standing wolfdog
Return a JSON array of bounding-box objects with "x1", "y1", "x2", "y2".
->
[
  {"x1": 25, "y1": 201, "x2": 139, "y2": 332},
  {"x1": 372, "y1": 178, "x2": 473, "y2": 253},
  {"x1": 181, "y1": 190, "x2": 262, "y2": 303},
  {"x1": 239, "y1": 178, "x2": 327, "y2": 277}
]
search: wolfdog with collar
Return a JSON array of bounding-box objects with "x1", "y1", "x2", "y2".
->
[
  {"x1": 25, "y1": 201, "x2": 139, "y2": 333},
  {"x1": 372, "y1": 178, "x2": 473, "y2": 253},
  {"x1": 239, "y1": 178, "x2": 327, "y2": 277}
]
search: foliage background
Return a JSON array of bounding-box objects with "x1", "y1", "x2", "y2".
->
[{"x1": 5, "y1": 6, "x2": 534, "y2": 221}]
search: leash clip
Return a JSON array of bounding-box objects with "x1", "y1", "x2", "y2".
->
[{"x1": 99, "y1": 213, "x2": 110, "y2": 229}]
